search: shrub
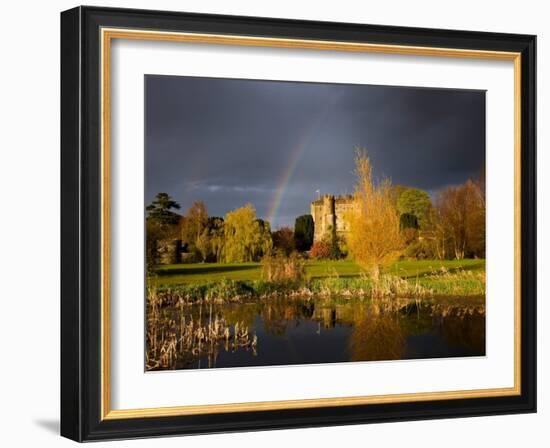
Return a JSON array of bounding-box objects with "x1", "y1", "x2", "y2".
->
[
  {"x1": 179, "y1": 251, "x2": 201, "y2": 264},
  {"x1": 261, "y1": 252, "x2": 306, "y2": 283},
  {"x1": 404, "y1": 239, "x2": 436, "y2": 260},
  {"x1": 310, "y1": 240, "x2": 333, "y2": 259},
  {"x1": 401, "y1": 227, "x2": 419, "y2": 245}
]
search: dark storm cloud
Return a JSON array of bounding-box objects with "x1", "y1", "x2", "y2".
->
[{"x1": 145, "y1": 75, "x2": 485, "y2": 228}]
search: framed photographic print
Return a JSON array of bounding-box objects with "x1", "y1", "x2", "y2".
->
[{"x1": 60, "y1": 6, "x2": 536, "y2": 441}]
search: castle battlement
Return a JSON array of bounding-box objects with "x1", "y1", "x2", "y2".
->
[
  {"x1": 311, "y1": 194, "x2": 354, "y2": 206},
  {"x1": 311, "y1": 194, "x2": 356, "y2": 242}
]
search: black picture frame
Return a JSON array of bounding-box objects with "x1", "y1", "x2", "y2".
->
[{"x1": 61, "y1": 5, "x2": 536, "y2": 442}]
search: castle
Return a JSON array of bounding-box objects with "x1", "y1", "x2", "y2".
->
[{"x1": 310, "y1": 194, "x2": 356, "y2": 242}]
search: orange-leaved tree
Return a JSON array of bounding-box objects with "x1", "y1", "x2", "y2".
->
[{"x1": 346, "y1": 149, "x2": 404, "y2": 280}]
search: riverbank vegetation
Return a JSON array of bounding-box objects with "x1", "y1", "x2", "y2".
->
[{"x1": 147, "y1": 258, "x2": 485, "y2": 306}]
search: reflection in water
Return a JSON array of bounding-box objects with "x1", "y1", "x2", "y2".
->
[
  {"x1": 146, "y1": 296, "x2": 485, "y2": 371},
  {"x1": 349, "y1": 312, "x2": 404, "y2": 361}
]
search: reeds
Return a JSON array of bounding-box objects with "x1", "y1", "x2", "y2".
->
[
  {"x1": 261, "y1": 252, "x2": 306, "y2": 283},
  {"x1": 419, "y1": 267, "x2": 486, "y2": 296},
  {"x1": 146, "y1": 304, "x2": 257, "y2": 370}
]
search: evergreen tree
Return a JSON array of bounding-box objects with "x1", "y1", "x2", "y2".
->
[
  {"x1": 294, "y1": 214, "x2": 314, "y2": 251},
  {"x1": 396, "y1": 188, "x2": 432, "y2": 229},
  {"x1": 400, "y1": 213, "x2": 419, "y2": 230},
  {"x1": 146, "y1": 193, "x2": 181, "y2": 225}
]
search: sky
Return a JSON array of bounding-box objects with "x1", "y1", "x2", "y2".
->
[{"x1": 145, "y1": 75, "x2": 485, "y2": 229}]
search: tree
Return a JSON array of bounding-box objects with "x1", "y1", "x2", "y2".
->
[
  {"x1": 396, "y1": 188, "x2": 432, "y2": 229},
  {"x1": 328, "y1": 224, "x2": 342, "y2": 259},
  {"x1": 435, "y1": 180, "x2": 485, "y2": 260},
  {"x1": 390, "y1": 184, "x2": 409, "y2": 207},
  {"x1": 179, "y1": 201, "x2": 208, "y2": 249},
  {"x1": 399, "y1": 213, "x2": 419, "y2": 248},
  {"x1": 294, "y1": 214, "x2": 314, "y2": 251},
  {"x1": 428, "y1": 206, "x2": 448, "y2": 260},
  {"x1": 145, "y1": 193, "x2": 180, "y2": 273},
  {"x1": 255, "y1": 219, "x2": 274, "y2": 260},
  {"x1": 400, "y1": 213, "x2": 419, "y2": 230},
  {"x1": 195, "y1": 229, "x2": 212, "y2": 262},
  {"x1": 346, "y1": 150, "x2": 404, "y2": 279},
  {"x1": 145, "y1": 220, "x2": 174, "y2": 274},
  {"x1": 272, "y1": 227, "x2": 295, "y2": 256},
  {"x1": 146, "y1": 193, "x2": 180, "y2": 225},
  {"x1": 436, "y1": 187, "x2": 466, "y2": 259},
  {"x1": 206, "y1": 217, "x2": 225, "y2": 262},
  {"x1": 465, "y1": 180, "x2": 486, "y2": 257},
  {"x1": 222, "y1": 204, "x2": 272, "y2": 263}
]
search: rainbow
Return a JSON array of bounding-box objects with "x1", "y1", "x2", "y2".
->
[
  {"x1": 266, "y1": 132, "x2": 312, "y2": 227},
  {"x1": 266, "y1": 89, "x2": 344, "y2": 228}
]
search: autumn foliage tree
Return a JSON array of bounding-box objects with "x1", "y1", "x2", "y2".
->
[
  {"x1": 434, "y1": 179, "x2": 485, "y2": 259},
  {"x1": 195, "y1": 229, "x2": 212, "y2": 262},
  {"x1": 346, "y1": 150, "x2": 404, "y2": 280},
  {"x1": 205, "y1": 217, "x2": 225, "y2": 262},
  {"x1": 190, "y1": 216, "x2": 226, "y2": 262},
  {"x1": 179, "y1": 201, "x2": 208, "y2": 250}
]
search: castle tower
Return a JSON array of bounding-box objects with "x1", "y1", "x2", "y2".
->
[
  {"x1": 311, "y1": 194, "x2": 356, "y2": 242},
  {"x1": 311, "y1": 195, "x2": 336, "y2": 242}
]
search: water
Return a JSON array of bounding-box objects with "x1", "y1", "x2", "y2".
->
[{"x1": 146, "y1": 296, "x2": 485, "y2": 371}]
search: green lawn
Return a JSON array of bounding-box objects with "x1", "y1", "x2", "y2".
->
[{"x1": 153, "y1": 258, "x2": 485, "y2": 286}]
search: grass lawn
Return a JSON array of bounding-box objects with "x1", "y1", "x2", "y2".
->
[{"x1": 153, "y1": 258, "x2": 485, "y2": 286}]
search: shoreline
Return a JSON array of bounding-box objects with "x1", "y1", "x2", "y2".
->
[{"x1": 147, "y1": 272, "x2": 486, "y2": 307}]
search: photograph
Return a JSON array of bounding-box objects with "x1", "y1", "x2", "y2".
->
[{"x1": 144, "y1": 75, "x2": 487, "y2": 371}]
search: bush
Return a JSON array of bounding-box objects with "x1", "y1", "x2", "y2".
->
[
  {"x1": 261, "y1": 252, "x2": 306, "y2": 283},
  {"x1": 310, "y1": 240, "x2": 333, "y2": 259},
  {"x1": 404, "y1": 239, "x2": 436, "y2": 260},
  {"x1": 179, "y1": 252, "x2": 201, "y2": 264},
  {"x1": 401, "y1": 227, "x2": 419, "y2": 245}
]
